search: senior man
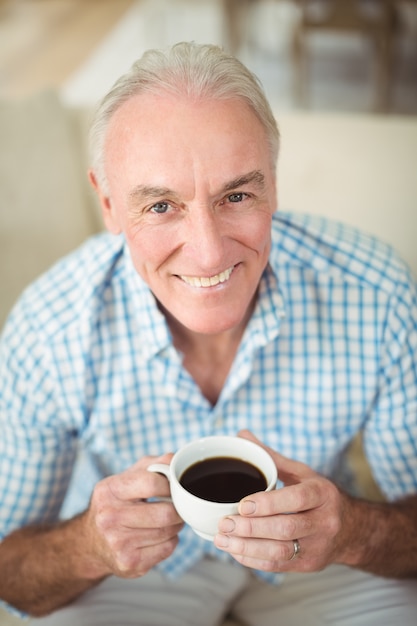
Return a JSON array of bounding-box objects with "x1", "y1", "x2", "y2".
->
[{"x1": 1, "y1": 42, "x2": 417, "y2": 625}]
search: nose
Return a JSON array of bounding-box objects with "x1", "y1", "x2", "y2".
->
[{"x1": 185, "y1": 205, "x2": 225, "y2": 271}]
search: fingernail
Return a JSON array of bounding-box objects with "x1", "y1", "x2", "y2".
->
[
  {"x1": 240, "y1": 499, "x2": 256, "y2": 515},
  {"x1": 219, "y1": 517, "x2": 235, "y2": 533}
]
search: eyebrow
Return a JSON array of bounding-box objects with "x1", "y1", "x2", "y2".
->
[
  {"x1": 221, "y1": 170, "x2": 266, "y2": 193},
  {"x1": 128, "y1": 170, "x2": 266, "y2": 204},
  {"x1": 128, "y1": 185, "x2": 177, "y2": 204}
]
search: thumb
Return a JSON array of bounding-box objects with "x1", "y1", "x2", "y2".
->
[{"x1": 238, "y1": 429, "x2": 314, "y2": 486}]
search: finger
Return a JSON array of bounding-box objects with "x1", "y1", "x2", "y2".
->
[
  {"x1": 103, "y1": 457, "x2": 173, "y2": 502},
  {"x1": 111, "y1": 533, "x2": 180, "y2": 578},
  {"x1": 218, "y1": 510, "x2": 313, "y2": 541},
  {"x1": 116, "y1": 500, "x2": 184, "y2": 529},
  {"x1": 238, "y1": 430, "x2": 315, "y2": 484},
  {"x1": 96, "y1": 500, "x2": 183, "y2": 536},
  {"x1": 103, "y1": 516, "x2": 183, "y2": 551},
  {"x1": 214, "y1": 534, "x2": 298, "y2": 571},
  {"x1": 238, "y1": 478, "x2": 324, "y2": 517},
  {"x1": 104, "y1": 520, "x2": 184, "y2": 552}
]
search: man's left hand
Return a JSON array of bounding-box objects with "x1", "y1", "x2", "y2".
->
[{"x1": 214, "y1": 430, "x2": 356, "y2": 573}]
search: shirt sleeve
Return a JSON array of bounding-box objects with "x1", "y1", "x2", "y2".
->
[
  {"x1": 363, "y1": 266, "x2": 417, "y2": 501},
  {"x1": 0, "y1": 304, "x2": 78, "y2": 541}
]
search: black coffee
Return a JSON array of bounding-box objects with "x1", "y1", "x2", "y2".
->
[{"x1": 180, "y1": 456, "x2": 267, "y2": 503}]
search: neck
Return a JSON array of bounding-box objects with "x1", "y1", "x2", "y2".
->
[{"x1": 159, "y1": 299, "x2": 255, "y2": 405}]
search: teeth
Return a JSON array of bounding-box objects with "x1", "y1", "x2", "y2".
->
[{"x1": 180, "y1": 266, "x2": 234, "y2": 288}]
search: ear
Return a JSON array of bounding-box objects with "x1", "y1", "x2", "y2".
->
[{"x1": 88, "y1": 169, "x2": 122, "y2": 235}]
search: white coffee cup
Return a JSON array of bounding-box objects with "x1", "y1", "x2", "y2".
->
[{"x1": 148, "y1": 435, "x2": 277, "y2": 541}]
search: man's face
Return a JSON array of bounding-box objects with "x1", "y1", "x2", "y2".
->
[{"x1": 93, "y1": 93, "x2": 277, "y2": 335}]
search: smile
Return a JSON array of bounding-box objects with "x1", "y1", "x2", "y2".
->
[{"x1": 179, "y1": 266, "x2": 234, "y2": 288}]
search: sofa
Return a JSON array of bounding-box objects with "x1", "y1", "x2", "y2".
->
[{"x1": 1, "y1": 90, "x2": 416, "y2": 625}]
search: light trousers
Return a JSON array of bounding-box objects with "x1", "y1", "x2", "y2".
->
[{"x1": 34, "y1": 558, "x2": 417, "y2": 626}]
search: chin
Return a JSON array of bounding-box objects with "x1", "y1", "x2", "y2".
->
[{"x1": 179, "y1": 311, "x2": 247, "y2": 336}]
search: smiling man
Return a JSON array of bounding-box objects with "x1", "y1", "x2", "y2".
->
[
  {"x1": 93, "y1": 92, "x2": 276, "y2": 339},
  {"x1": 1, "y1": 42, "x2": 417, "y2": 625}
]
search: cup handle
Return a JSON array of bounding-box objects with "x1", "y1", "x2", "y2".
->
[
  {"x1": 147, "y1": 463, "x2": 171, "y2": 479},
  {"x1": 147, "y1": 463, "x2": 172, "y2": 502}
]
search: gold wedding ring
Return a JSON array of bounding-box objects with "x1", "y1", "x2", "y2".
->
[{"x1": 289, "y1": 539, "x2": 300, "y2": 561}]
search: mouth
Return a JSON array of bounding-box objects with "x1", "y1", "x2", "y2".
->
[{"x1": 178, "y1": 265, "x2": 235, "y2": 288}]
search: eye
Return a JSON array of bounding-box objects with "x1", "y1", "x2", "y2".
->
[
  {"x1": 227, "y1": 192, "x2": 248, "y2": 203},
  {"x1": 149, "y1": 201, "x2": 171, "y2": 214}
]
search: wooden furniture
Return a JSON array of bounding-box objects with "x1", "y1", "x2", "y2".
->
[
  {"x1": 293, "y1": 0, "x2": 401, "y2": 111},
  {"x1": 221, "y1": 0, "x2": 259, "y2": 54}
]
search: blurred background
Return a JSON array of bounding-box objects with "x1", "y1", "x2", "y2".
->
[
  {"x1": 0, "y1": 9, "x2": 416, "y2": 623},
  {"x1": 1, "y1": 0, "x2": 417, "y2": 112},
  {"x1": 1, "y1": 0, "x2": 417, "y2": 331}
]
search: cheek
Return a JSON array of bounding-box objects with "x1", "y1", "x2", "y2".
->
[
  {"x1": 125, "y1": 227, "x2": 174, "y2": 273},
  {"x1": 240, "y1": 212, "x2": 273, "y2": 253}
]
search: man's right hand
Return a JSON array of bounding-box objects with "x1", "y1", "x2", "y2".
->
[
  {"x1": 0, "y1": 454, "x2": 183, "y2": 617},
  {"x1": 81, "y1": 454, "x2": 184, "y2": 579}
]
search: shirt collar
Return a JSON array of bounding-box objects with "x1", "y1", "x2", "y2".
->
[
  {"x1": 122, "y1": 242, "x2": 173, "y2": 361},
  {"x1": 242, "y1": 263, "x2": 285, "y2": 350}
]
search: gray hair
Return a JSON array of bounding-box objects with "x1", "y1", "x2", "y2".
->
[{"x1": 89, "y1": 41, "x2": 280, "y2": 191}]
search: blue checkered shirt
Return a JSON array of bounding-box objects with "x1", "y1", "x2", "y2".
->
[{"x1": 1, "y1": 211, "x2": 417, "y2": 588}]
